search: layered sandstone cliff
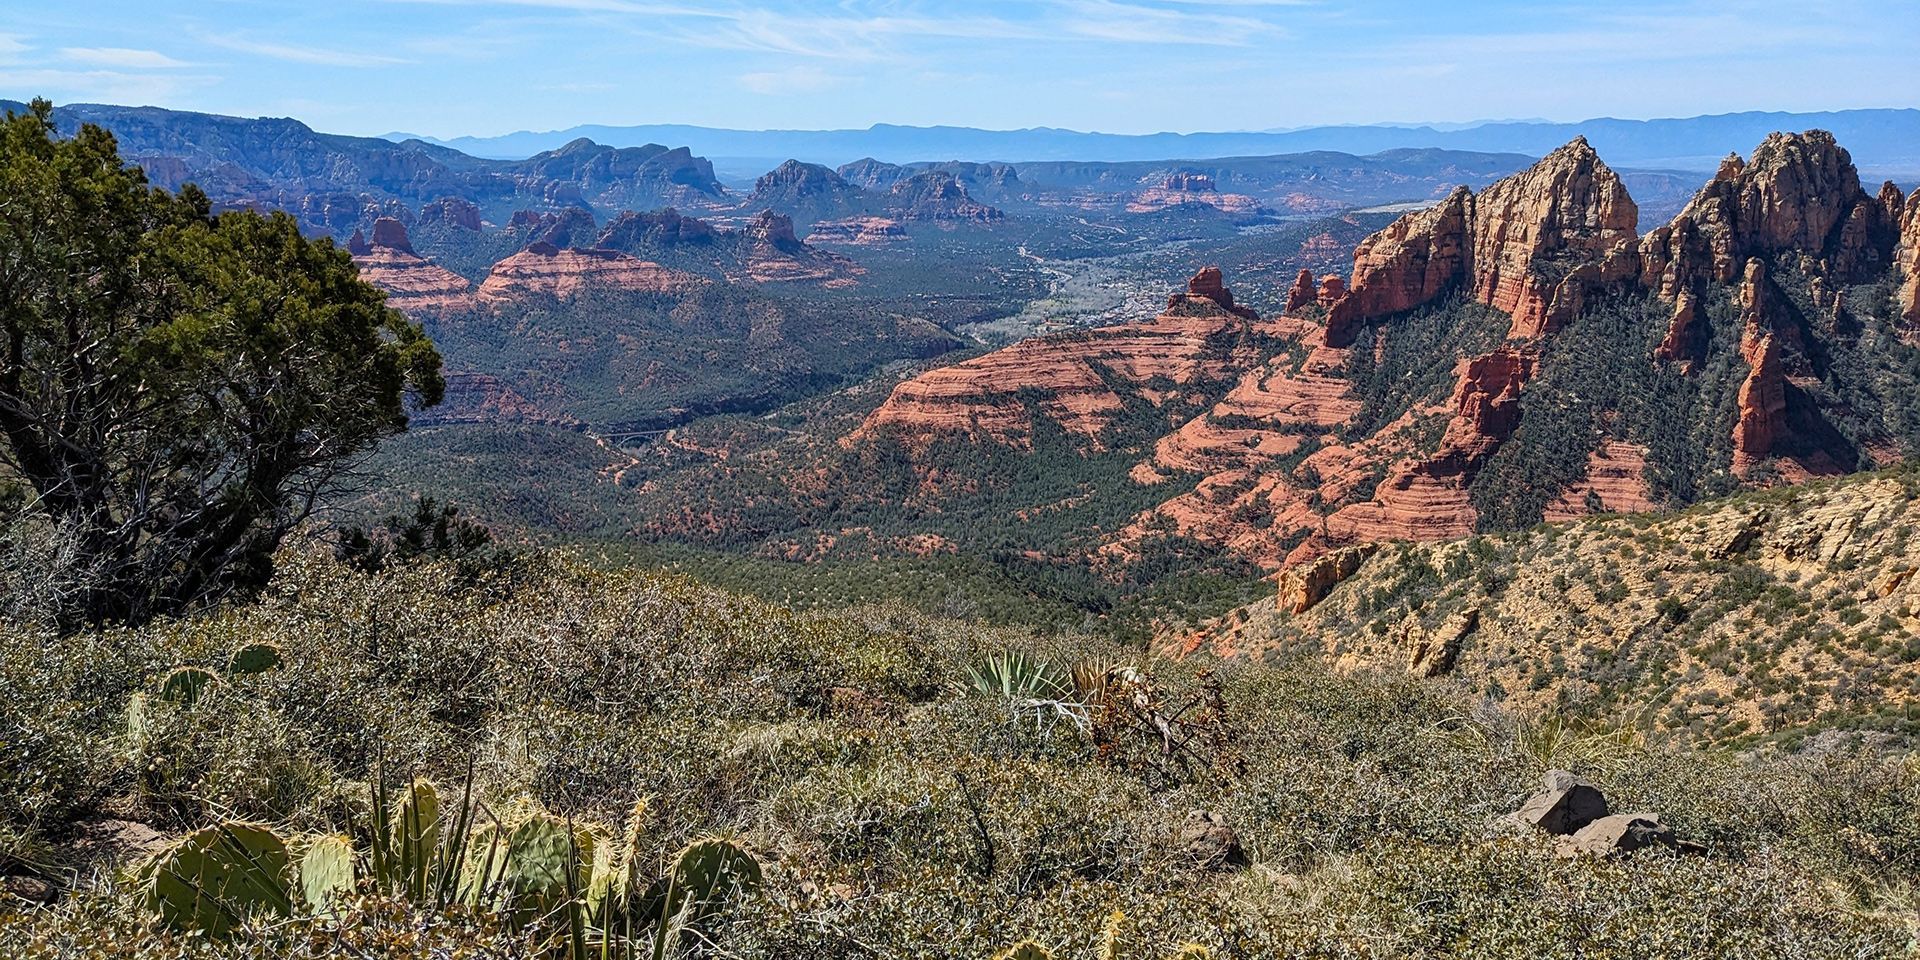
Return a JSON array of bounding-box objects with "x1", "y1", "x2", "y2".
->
[
  {"x1": 1900, "y1": 185, "x2": 1920, "y2": 325},
  {"x1": 1640, "y1": 132, "x2": 1894, "y2": 298},
  {"x1": 850, "y1": 267, "x2": 1269, "y2": 447},
  {"x1": 476, "y1": 243, "x2": 704, "y2": 301},
  {"x1": 348, "y1": 217, "x2": 474, "y2": 313}
]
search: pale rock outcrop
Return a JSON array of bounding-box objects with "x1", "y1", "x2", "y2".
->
[{"x1": 1277, "y1": 543, "x2": 1378, "y2": 614}]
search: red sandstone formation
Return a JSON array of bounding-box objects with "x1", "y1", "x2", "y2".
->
[
  {"x1": 1466, "y1": 138, "x2": 1638, "y2": 338},
  {"x1": 1127, "y1": 171, "x2": 1263, "y2": 215},
  {"x1": 349, "y1": 218, "x2": 473, "y2": 313},
  {"x1": 1640, "y1": 131, "x2": 1892, "y2": 298},
  {"x1": 1177, "y1": 266, "x2": 1260, "y2": 320},
  {"x1": 1654, "y1": 292, "x2": 1700, "y2": 364},
  {"x1": 1323, "y1": 186, "x2": 1471, "y2": 346},
  {"x1": 1285, "y1": 269, "x2": 1317, "y2": 315},
  {"x1": 476, "y1": 243, "x2": 704, "y2": 302},
  {"x1": 1730, "y1": 261, "x2": 1787, "y2": 475},
  {"x1": 1324, "y1": 138, "x2": 1637, "y2": 346},
  {"x1": 851, "y1": 268, "x2": 1268, "y2": 448},
  {"x1": 735, "y1": 210, "x2": 862, "y2": 287},
  {"x1": 808, "y1": 216, "x2": 909, "y2": 245},
  {"x1": 1543, "y1": 441, "x2": 1658, "y2": 520},
  {"x1": 369, "y1": 216, "x2": 413, "y2": 253},
  {"x1": 1317, "y1": 275, "x2": 1345, "y2": 305},
  {"x1": 1900, "y1": 186, "x2": 1920, "y2": 325}
]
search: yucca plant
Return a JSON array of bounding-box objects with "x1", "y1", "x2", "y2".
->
[{"x1": 969, "y1": 650, "x2": 1101, "y2": 731}]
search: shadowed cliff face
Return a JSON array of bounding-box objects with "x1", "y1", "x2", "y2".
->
[{"x1": 833, "y1": 131, "x2": 1920, "y2": 574}]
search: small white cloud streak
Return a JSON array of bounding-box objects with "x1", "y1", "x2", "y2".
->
[
  {"x1": 198, "y1": 33, "x2": 414, "y2": 67},
  {"x1": 59, "y1": 47, "x2": 196, "y2": 69}
]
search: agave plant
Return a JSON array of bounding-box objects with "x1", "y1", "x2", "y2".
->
[
  {"x1": 969, "y1": 650, "x2": 1071, "y2": 702},
  {"x1": 969, "y1": 650, "x2": 1125, "y2": 732}
]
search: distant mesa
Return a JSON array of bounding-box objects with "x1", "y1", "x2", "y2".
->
[
  {"x1": 886, "y1": 171, "x2": 1003, "y2": 223},
  {"x1": 476, "y1": 243, "x2": 705, "y2": 302},
  {"x1": 348, "y1": 217, "x2": 473, "y2": 313},
  {"x1": 808, "y1": 216, "x2": 908, "y2": 245},
  {"x1": 851, "y1": 265, "x2": 1269, "y2": 449},
  {"x1": 1127, "y1": 169, "x2": 1264, "y2": 216}
]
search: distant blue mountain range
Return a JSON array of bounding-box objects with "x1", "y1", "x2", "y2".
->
[{"x1": 386, "y1": 109, "x2": 1920, "y2": 174}]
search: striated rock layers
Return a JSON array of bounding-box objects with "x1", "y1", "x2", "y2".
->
[
  {"x1": 1128, "y1": 171, "x2": 1263, "y2": 216},
  {"x1": 348, "y1": 217, "x2": 474, "y2": 313},
  {"x1": 851, "y1": 267, "x2": 1271, "y2": 448},
  {"x1": 476, "y1": 242, "x2": 704, "y2": 301}
]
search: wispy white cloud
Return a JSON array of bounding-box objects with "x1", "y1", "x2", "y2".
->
[
  {"x1": 0, "y1": 33, "x2": 30, "y2": 60},
  {"x1": 0, "y1": 67, "x2": 219, "y2": 103},
  {"x1": 60, "y1": 47, "x2": 195, "y2": 69},
  {"x1": 739, "y1": 65, "x2": 846, "y2": 95},
  {"x1": 199, "y1": 33, "x2": 414, "y2": 67}
]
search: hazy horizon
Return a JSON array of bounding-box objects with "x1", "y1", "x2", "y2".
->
[{"x1": 5, "y1": 1, "x2": 1916, "y2": 140}]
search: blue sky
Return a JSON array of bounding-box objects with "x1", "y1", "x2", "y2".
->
[{"x1": 4, "y1": 1, "x2": 1917, "y2": 138}]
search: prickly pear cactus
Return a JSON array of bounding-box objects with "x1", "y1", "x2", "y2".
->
[
  {"x1": 297, "y1": 834, "x2": 356, "y2": 915},
  {"x1": 638, "y1": 835, "x2": 762, "y2": 937},
  {"x1": 159, "y1": 666, "x2": 218, "y2": 708},
  {"x1": 134, "y1": 823, "x2": 294, "y2": 936},
  {"x1": 493, "y1": 813, "x2": 595, "y2": 925},
  {"x1": 227, "y1": 642, "x2": 284, "y2": 676}
]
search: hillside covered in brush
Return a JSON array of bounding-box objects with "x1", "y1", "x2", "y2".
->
[
  {"x1": 1200, "y1": 463, "x2": 1920, "y2": 745},
  {"x1": 5, "y1": 541, "x2": 1919, "y2": 958}
]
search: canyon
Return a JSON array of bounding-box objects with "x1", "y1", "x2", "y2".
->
[{"x1": 844, "y1": 130, "x2": 1920, "y2": 573}]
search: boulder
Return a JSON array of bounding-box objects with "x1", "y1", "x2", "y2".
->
[
  {"x1": 1177, "y1": 810, "x2": 1248, "y2": 870},
  {"x1": 1555, "y1": 812, "x2": 1678, "y2": 858},
  {"x1": 1, "y1": 873, "x2": 55, "y2": 905},
  {"x1": 1513, "y1": 769, "x2": 1609, "y2": 835}
]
